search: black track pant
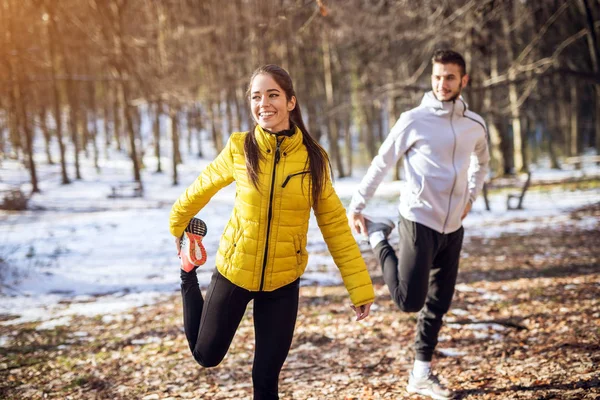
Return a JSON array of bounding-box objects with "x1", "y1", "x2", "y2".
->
[
  {"x1": 374, "y1": 216, "x2": 464, "y2": 362},
  {"x1": 181, "y1": 269, "x2": 299, "y2": 400}
]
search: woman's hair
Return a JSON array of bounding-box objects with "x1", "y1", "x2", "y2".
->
[{"x1": 244, "y1": 64, "x2": 330, "y2": 206}]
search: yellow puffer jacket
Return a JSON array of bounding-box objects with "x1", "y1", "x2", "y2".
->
[{"x1": 170, "y1": 125, "x2": 374, "y2": 306}]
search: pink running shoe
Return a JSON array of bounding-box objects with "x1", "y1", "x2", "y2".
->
[{"x1": 179, "y1": 218, "x2": 208, "y2": 272}]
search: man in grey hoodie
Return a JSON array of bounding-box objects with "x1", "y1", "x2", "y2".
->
[{"x1": 349, "y1": 49, "x2": 489, "y2": 400}]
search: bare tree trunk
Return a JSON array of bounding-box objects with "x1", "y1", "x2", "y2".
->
[
  {"x1": 100, "y1": 0, "x2": 142, "y2": 184},
  {"x1": 112, "y1": 83, "x2": 122, "y2": 151},
  {"x1": 67, "y1": 88, "x2": 82, "y2": 180},
  {"x1": 195, "y1": 106, "x2": 204, "y2": 158},
  {"x1": 488, "y1": 117, "x2": 504, "y2": 176},
  {"x1": 508, "y1": 82, "x2": 524, "y2": 172},
  {"x1": 186, "y1": 106, "x2": 193, "y2": 152},
  {"x1": 306, "y1": 100, "x2": 320, "y2": 141},
  {"x1": 497, "y1": 118, "x2": 513, "y2": 175},
  {"x1": 6, "y1": 88, "x2": 21, "y2": 159},
  {"x1": 522, "y1": 114, "x2": 531, "y2": 167},
  {"x1": 133, "y1": 106, "x2": 143, "y2": 158},
  {"x1": 502, "y1": 12, "x2": 526, "y2": 173},
  {"x1": 595, "y1": 90, "x2": 600, "y2": 156},
  {"x1": 349, "y1": 55, "x2": 367, "y2": 166},
  {"x1": 7, "y1": 0, "x2": 39, "y2": 192},
  {"x1": 19, "y1": 91, "x2": 40, "y2": 193},
  {"x1": 55, "y1": 10, "x2": 83, "y2": 180},
  {"x1": 570, "y1": 83, "x2": 579, "y2": 160},
  {"x1": 122, "y1": 84, "x2": 142, "y2": 183},
  {"x1": 580, "y1": 0, "x2": 600, "y2": 155},
  {"x1": 484, "y1": 43, "x2": 504, "y2": 176},
  {"x1": 44, "y1": 0, "x2": 69, "y2": 184},
  {"x1": 4, "y1": 46, "x2": 21, "y2": 160},
  {"x1": 558, "y1": 83, "x2": 570, "y2": 158},
  {"x1": 225, "y1": 88, "x2": 234, "y2": 134},
  {"x1": 170, "y1": 105, "x2": 180, "y2": 186},
  {"x1": 545, "y1": 95, "x2": 561, "y2": 169},
  {"x1": 234, "y1": 86, "x2": 245, "y2": 132},
  {"x1": 364, "y1": 107, "x2": 376, "y2": 160},
  {"x1": 80, "y1": 107, "x2": 90, "y2": 159},
  {"x1": 374, "y1": 104, "x2": 384, "y2": 145},
  {"x1": 39, "y1": 107, "x2": 54, "y2": 165},
  {"x1": 388, "y1": 92, "x2": 402, "y2": 181},
  {"x1": 208, "y1": 103, "x2": 223, "y2": 153},
  {"x1": 322, "y1": 34, "x2": 345, "y2": 178},
  {"x1": 102, "y1": 80, "x2": 112, "y2": 158},
  {"x1": 88, "y1": 80, "x2": 100, "y2": 172},
  {"x1": 0, "y1": 113, "x2": 5, "y2": 161},
  {"x1": 343, "y1": 112, "x2": 352, "y2": 177},
  {"x1": 154, "y1": 101, "x2": 163, "y2": 173}
]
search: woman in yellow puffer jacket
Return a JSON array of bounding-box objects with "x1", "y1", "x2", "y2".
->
[{"x1": 170, "y1": 64, "x2": 374, "y2": 399}]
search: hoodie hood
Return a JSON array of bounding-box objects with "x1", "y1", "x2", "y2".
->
[{"x1": 420, "y1": 91, "x2": 467, "y2": 117}]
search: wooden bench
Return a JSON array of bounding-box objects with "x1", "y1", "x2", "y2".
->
[
  {"x1": 563, "y1": 155, "x2": 600, "y2": 169},
  {"x1": 107, "y1": 182, "x2": 144, "y2": 199},
  {"x1": 0, "y1": 187, "x2": 29, "y2": 210},
  {"x1": 506, "y1": 172, "x2": 531, "y2": 210},
  {"x1": 482, "y1": 172, "x2": 532, "y2": 211}
]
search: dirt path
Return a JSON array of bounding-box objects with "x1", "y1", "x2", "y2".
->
[{"x1": 1, "y1": 204, "x2": 599, "y2": 399}]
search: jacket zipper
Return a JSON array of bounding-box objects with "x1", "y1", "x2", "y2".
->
[
  {"x1": 442, "y1": 101, "x2": 458, "y2": 233},
  {"x1": 260, "y1": 136, "x2": 283, "y2": 291}
]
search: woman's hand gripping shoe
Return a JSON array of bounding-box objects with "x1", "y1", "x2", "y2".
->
[{"x1": 179, "y1": 217, "x2": 208, "y2": 272}]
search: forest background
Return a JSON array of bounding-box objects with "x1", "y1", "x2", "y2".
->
[
  {"x1": 1, "y1": 1, "x2": 600, "y2": 399},
  {"x1": 2, "y1": 0, "x2": 600, "y2": 191}
]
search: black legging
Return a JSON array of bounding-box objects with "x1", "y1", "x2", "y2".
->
[
  {"x1": 180, "y1": 268, "x2": 299, "y2": 400},
  {"x1": 374, "y1": 216, "x2": 463, "y2": 362}
]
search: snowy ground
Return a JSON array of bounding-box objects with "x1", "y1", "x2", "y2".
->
[{"x1": 0, "y1": 147, "x2": 599, "y2": 328}]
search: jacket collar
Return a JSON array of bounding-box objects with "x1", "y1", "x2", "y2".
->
[
  {"x1": 254, "y1": 124, "x2": 303, "y2": 153},
  {"x1": 420, "y1": 91, "x2": 467, "y2": 117}
]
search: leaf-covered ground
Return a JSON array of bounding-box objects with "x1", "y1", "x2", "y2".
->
[{"x1": 1, "y1": 204, "x2": 599, "y2": 399}]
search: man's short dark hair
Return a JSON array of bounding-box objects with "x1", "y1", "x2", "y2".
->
[{"x1": 431, "y1": 49, "x2": 467, "y2": 76}]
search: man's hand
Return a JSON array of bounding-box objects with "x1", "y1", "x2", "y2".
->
[
  {"x1": 349, "y1": 212, "x2": 367, "y2": 236},
  {"x1": 461, "y1": 201, "x2": 473, "y2": 220},
  {"x1": 351, "y1": 302, "x2": 372, "y2": 321},
  {"x1": 175, "y1": 237, "x2": 181, "y2": 256}
]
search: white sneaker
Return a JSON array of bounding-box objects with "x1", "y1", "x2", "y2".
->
[
  {"x1": 361, "y1": 213, "x2": 395, "y2": 248},
  {"x1": 406, "y1": 372, "x2": 454, "y2": 399},
  {"x1": 362, "y1": 214, "x2": 395, "y2": 237}
]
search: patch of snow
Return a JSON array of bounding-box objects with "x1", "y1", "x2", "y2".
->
[
  {"x1": 1, "y1": 136, "x2": 598, "y2": 325},
  {"x1": 454, "y1": 284, "x2": 477, "y2": 293},
  {"x1": 36, "y1": 316, "x2": 73, "y2": 330},
  {"x1": 447, "y1": 323, "x2": 507, "y2": 331},
  {"x1": 438, "y1": 348, "x2": 467, "y2": 357},
  {"x1": 480, "y1": 292, "x2": 505, "y2": 301},
  {"x1": 131, "y1": 336, "x2": 162, "y2": 345},
  {"x1": 101, "y1": 314, "x2": 134, "y2": 324}
]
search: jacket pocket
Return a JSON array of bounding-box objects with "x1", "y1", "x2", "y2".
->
[
  {"x1": 226, "y1": 228, "x2": 242, "y2": 263},
  {"x1": 400, "y1": 216, "x2": 417, "y2": 245},
  {"x1": 293, "y1": 234, "x2": 306, "y2": 269},
  {"x1": 282, "y1": 171, "x2": 310, "y2": 188},
  {"x1": 407, "y1": 176, "x2": 424, "y2": 206}
]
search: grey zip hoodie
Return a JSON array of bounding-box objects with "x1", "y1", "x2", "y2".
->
[{"x1": 349, "y1": 91, "x2": 490, "y2": 234}]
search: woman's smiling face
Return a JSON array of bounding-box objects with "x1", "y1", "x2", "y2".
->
[{"x1": 250, "y1": 73, "x2": 296, "y2": 132}]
